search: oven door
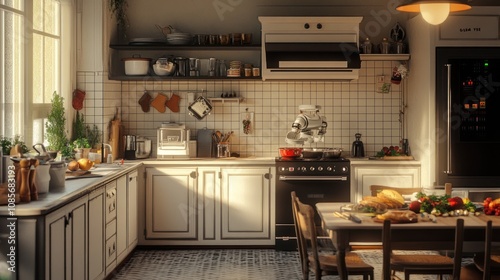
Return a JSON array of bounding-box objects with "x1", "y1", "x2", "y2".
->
[
  {"x1": 276, "y1": 175, "x2": 350, "y2": 225},
  {"x1": 275, "y1": 175, "x2": 350, "y2": 250}
]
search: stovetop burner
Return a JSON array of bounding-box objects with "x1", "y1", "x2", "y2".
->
[{"x1": 275, "y1": 157, "x2": 349, "y2": 162}]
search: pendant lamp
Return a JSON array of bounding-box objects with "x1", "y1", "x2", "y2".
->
[{"x1": 396, "y1": 0, "x2": 471, "y2": 25}]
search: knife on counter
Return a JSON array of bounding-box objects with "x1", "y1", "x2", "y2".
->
[{"x1": 333, "y1": 211, "x2": 362, "y2": 223}]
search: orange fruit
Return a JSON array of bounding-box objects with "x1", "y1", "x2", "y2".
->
[
  {"x1": 77, "y1": 158, "x2": 93, "y2": 171},
  {"x1": 67, "y1": 160, "x2": 79, "y2": 171}
]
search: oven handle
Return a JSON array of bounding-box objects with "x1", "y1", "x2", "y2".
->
[{"x1": 279, "y1": 175, "x2": 348, "y2": 181}]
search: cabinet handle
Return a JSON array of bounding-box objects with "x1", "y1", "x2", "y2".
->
[
  {"x1": 190, "y1": 171, "x2": 197, "y2": 179},
  {"x1": 264, "y1": 173, "x2": 271, "y2": 180},
  {"x1": 109, "y1": 201, "x2": 116, "y2": 213}
]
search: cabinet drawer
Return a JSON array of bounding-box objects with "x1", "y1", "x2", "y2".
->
[
  {"x1": 106, "y1": 187, "x2": 117, "y2": 223},
  {"x1": 106, "y1": 219, "x2": 116, "y2": 240},
  {"x1": 105, "y1": 234, "x2": 117, "y2": 267}
]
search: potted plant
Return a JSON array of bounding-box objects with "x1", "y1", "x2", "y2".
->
[
  {"x1": 1, "y1": 135, "x2": 29, "y2": 156},
  {"x1": 46, "y1": 91, "x2": 69, "y2": 158},
  {"x1": 109, "y1": 0, "x2": 129, "y2": 42},
  {"x1": 391, "y1": 63, "x2": 409, "y2": 84}
]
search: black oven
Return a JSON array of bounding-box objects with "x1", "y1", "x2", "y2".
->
[{"x1": 275, "y1": 157, "x2": 350, "y2": 251}]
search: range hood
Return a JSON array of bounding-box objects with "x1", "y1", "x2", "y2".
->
[{"x1": 259, "y1": 16, "x2": 363, "y2": 81}]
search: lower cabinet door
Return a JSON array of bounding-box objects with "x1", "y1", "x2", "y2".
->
[
  {"x1": 145, "y1": 167, "x2": 197, "y2": 239},
  {"x1": 220, "y1": 167, "x2": 271, "y2": 239},
  {"x1": 88, "y1": 188, "x2": 105, "y2": 280},
  {"x1": 45, "y1": 195, "x2": 88, "y2": 280}
]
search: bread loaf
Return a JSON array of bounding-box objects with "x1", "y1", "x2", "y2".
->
[
  {"x1": 376, "y1": 210, "x2": 418, "y2": 222},
  {"x1": 377, "y1": 189, "x2": 405, "y2": 208}
]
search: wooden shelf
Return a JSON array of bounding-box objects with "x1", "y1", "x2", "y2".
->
[
  {"x1": 108, "y1": 75, "x2": 261, "y2": 81},
  {"x1": 360, "y1": 54, "x2": 410, "y2": 61},
  {"x1": 110, "y1": 44, "x2": 261, "y2": 51},
  {"x1": 208, "y1": 97, "x2": 243, "y2": 104}
]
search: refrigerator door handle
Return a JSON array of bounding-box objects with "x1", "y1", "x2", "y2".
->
[{"x1": 444, "y1": 64, "x2": 452, "y2": 175}]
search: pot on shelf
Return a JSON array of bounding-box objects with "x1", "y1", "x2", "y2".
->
[{"x1": 122, "y1": 55, "x2": 151, "y2": 75}]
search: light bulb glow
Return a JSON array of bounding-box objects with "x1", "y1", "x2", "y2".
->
[{"x1": 420, "y1": 3, "x2": 450, "y2": 25}]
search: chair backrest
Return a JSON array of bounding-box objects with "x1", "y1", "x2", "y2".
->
[
  {"x1": 370, "y1": 185, "x2": 423, "y2": 197},
  {"x1": 370, "y1": 183, "x2": 453, "y2": 197},
  {"x1": 292, "y1": 192, "x2": 322, "y2": 272},
  {"x1": 382, "y1": 218, "x2": 465, "y2": 280},
  {"x1": 452, "y1": 218, "x2": 465, "y2": 280},
  {"x1": 483, "y1": 220, "x2": 493, "y2": 280},
  {"x1": 291, "y1": 191, "x2": 309, "y2": 274}
]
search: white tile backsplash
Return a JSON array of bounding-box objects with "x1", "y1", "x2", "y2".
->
[{"x1": 77, "y1": 60, "x2": 405, "y2": 158}]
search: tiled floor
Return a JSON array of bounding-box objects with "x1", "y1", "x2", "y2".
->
[{"x1": 110, "y1": 249, "x2": 462, "y2": 280}]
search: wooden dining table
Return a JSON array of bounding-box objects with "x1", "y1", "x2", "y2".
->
[{"x1": 316, "y1": 202, "x2": 500, "y2": 280}]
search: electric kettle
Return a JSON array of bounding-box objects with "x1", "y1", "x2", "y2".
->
[{"x1": 351, "y1": 133, "x2": 365, "y2": 158}]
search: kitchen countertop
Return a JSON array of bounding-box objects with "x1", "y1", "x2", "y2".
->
[
  {"x1": 0, "y1": 162, "x2": 142, "y2": 216},
  {"x1": 142, "y1": 157, "x2": 276, "y2": 165}
]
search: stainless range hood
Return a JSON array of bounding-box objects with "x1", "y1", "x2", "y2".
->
[{"x1": 259, "y1": 16, "x2": 363, "y2": 81}]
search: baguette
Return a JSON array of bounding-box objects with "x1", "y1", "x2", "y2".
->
[
  {"x1": 377, "y1": 189, "x2": 405, "y2": 208},
  {"x1": 376, "y1": 210, "x2": 418, "y2": 222}
]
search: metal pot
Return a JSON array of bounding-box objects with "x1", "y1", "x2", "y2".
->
[
  {"x1": 323, "y1": 148, "x2": 343, "y2": 158},
  {"x1": 302, "y1": 148, "x2": 324, "y2": 159}
]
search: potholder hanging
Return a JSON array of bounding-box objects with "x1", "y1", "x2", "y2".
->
[
  {"x1": 72, "y1": 89, "x2": 86, "y2": 111},
  {"x1": 166, "y1": 93, "x2": 180, "y2": 112},
  {"x1": 151, "y1": 93, "x2": 168, "y2": 113},
  {"x1": 138, "y1": 91, "x2": 152, "y2": 112}
]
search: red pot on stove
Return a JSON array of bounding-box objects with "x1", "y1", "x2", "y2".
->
[{"x1": 278, "y1": 147, "x2": 303, "y2": 158}]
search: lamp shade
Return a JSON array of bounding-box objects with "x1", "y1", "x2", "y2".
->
[{"x1": 396, "y1": 0, "x2": 472, "y2": 25}]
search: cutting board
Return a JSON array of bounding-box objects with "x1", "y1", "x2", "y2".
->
[
  {"x1": 383, "y1": 155, "x2": 414, "y2": 161},
  {"x1": 197, "y1": 128, "x2": 213, "y2": 158},
  {"x1": 66, "y1": 170, "x2": 91, "y2": 176}
]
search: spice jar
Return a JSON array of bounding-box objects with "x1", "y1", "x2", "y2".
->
[
  {"x1": 380, "y1": 38, "x2": 390, "y2": 54},
  {"x1": 361, "y1": 38, "x2": 372, "y2": 54}
]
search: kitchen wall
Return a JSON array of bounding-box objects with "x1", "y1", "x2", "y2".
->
[
  {"x1": 76, "y1": 0, "x2": 408, "y2": 158},
  {"x1": 78, "y1": 60, "x2": 405, "y2": 158}
]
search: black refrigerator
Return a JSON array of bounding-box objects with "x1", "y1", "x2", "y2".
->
[{"x1": 436, "y1": 47, "x2": 500, "y2": 188}]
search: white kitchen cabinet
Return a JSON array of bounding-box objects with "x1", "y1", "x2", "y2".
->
[
  {"x1": 88, "y1": 187, "x2": 105, "y2": 280},
  {"x1": 145, "y1": 167, "x2": 198, "y2": 239},
  {"x1": 116, "y1": 171, "x2": 139, "y2": 263},
  {"x1": 143, "y1": 164, "x2": 275, "y2": 246},
  {"x1": 220, "y1": 167, "x2": 272, "y2": 239},
  {"x1": 105, "y1": 180, "x2": 117, "y2": 274},
  {"x1": 116, "y1": 174, "x2": 127, "y2": 264},
  {"x1": 127, "y1": 171, "x2": 139, "y2": 250},
  {"x1": 45, "y1": 195, "x2": 88, "y2": 280},
  {"x1": 351, "y1": 162, "x2": 421, "y2": 202}
]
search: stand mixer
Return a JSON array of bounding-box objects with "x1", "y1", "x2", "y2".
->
[{"x1": 286, "y1": 105, "x2": 327, "y2": 144}]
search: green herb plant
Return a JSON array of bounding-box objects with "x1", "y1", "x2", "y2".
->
[
  {"x1": 0, "y1": 135, "x2": 29, "y2": 155},
  {"x1": 109, "y1": 0, "x2": 129, "y2": 39},
  {"x1": 46, "y1": 91, "x2": 69, "y2": 154}
]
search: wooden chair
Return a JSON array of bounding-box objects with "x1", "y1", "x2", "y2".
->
[
  {"x1": 291, "y1": 191, "x2": 374, "y2": 280},
  {"x1": 382, "y1": 218, "x2": 464, "y2": 280},
  {"x1": 461, "y1": 220, "x2": 500, "y2": 279}
]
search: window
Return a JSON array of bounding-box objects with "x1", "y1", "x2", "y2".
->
[{"x1": 1, "y1": 0, "x2": 73, "y2": 146}]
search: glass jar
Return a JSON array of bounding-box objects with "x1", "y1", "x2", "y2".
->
[
  {"x1": 380, "y1": 38, "x2": 390, "y2": 54},
  {"x1": 217, "y1": 142, "x2": 230, "y2": 158},
  {"x1": 361, "y1": 38, "x2": 372, "y2": 54}
]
